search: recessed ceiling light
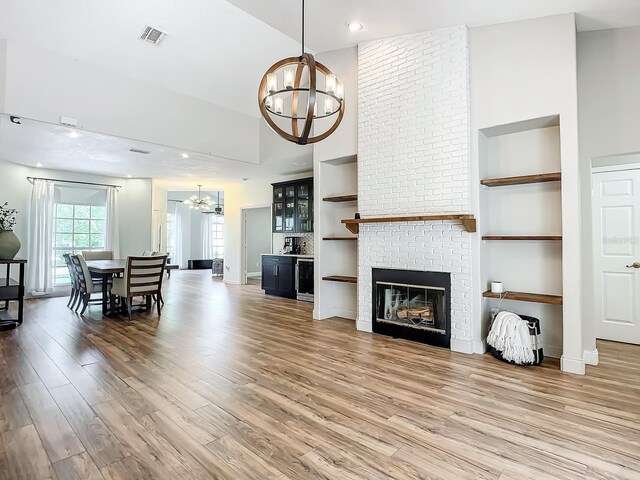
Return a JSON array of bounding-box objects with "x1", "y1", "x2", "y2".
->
[
  {"x1": 347, "y1": 22, "x2": 363, "y2": 31},
  {"x1": 36, "y1": 163, "x2": 42, "y2": 168},
  {"x1": 69, "y1": 130, "x2": 79, "y2": 139},
  {"x1": 182, "y1": 153, "x2": 189, "y2": 159}
]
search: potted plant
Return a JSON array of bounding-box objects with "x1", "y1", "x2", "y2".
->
[{"x1": 0, "y1": 202, "x2": 20, "y2": 260}]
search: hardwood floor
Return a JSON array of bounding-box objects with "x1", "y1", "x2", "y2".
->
[{"x1": 0, "y1": 270, "x2": 639, "y2": 479}]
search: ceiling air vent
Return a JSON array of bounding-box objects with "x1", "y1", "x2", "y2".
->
[
  {"x1": 129, "y1": 148, "x2": 151, "y2": 155},
  {"x1": 139, "y1": 25, "x2": 167, "y2": 46}
]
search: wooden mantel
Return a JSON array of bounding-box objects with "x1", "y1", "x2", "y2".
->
[{"x1": 341, "y1": 214, "x2": 476, "y2": 234}]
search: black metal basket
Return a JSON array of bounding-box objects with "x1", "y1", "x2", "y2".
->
[{"x1": 489, "y1": 314, "x2": 544, "y2": 366}]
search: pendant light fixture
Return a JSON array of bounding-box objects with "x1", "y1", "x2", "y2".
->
[
  {"x1": 183, "y1": 185, "x2": 212, "y2": 210},
  {"x1": 258, "y1": 0, "x2": 344, "y2": 145}
]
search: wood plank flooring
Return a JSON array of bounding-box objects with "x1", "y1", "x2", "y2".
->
[{"x1": 0, "y1": 270, "x2": 638, "y2": 479}]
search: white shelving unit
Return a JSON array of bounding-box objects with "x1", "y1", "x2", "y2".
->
[
  {"x1": 315, "y1": 155, "x2": 358, "y2": 320},
  {"x1": 479, "y1": 116, "x2": 564, "y2": 359}
]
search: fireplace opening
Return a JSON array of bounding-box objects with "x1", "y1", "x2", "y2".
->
[{"x1": 372, "y1": 268, "x2": 451, "y2": 348}]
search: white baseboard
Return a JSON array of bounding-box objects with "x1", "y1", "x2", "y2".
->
[
  {"x1": 472, "y1": 339, "x2": 487, "y2": 354},
  {"x1": 356, "y1": 319, "x2": 372, "y2": 332},
  {"x1": 317, "y1": 307, "x2": 356, "y2": 321},
  {"x1": 583, "y1": 349, "x2": 599, "y2": 366},
  {"x1": 223, "y1": 279, "x2": 240, "y2": 285},
  {"x1": 560, "y1": 355, "x2": 586, "y2": 375},
  {"x1": 451, "y1": 338, "x2": 474, "y2": 354},
  {"x1": 246, "y1": 272, "x2": 261, "y2": 278}
]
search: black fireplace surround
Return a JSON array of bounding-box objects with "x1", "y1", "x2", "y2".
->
[{"x1": 372, "y1": 268, "x2": 451, "y2": 348}]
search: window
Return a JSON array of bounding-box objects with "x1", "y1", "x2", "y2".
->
[
  {"x1": 210, "y1": 215, "x2": 224, "y2": 259},
  {"x1": 52, "y1": 203, "x2": 106, "y2": 285},
  {"x1": 166, "y1": 210, "x2": 176, "y2": 257}
]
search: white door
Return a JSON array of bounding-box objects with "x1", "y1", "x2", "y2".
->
[{"x1": 593, "y1": 168, "x2": 640, "y2": 344}]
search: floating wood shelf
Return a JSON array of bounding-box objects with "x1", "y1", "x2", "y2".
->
[
  {"x1": 481, "y1": 172, "x2": 561, "y2": 187},
  {"x1": 482, "y1": 235, "x2": 562, "y2": 241},
  {"x1": 483, "y1": 290, "x2": 563, "y2": 305},
  {"x1": 341, "y1": 214, "x2": 476, "y2": 234},
  {"x1": 322, "y1": 275, "x2": 357, "y2": 284},
  {"x1": 323, "y1": 236, "x2": 358, "y2": 241},
  {"x1": 323, "y1": 194, "x2": 358, "y2": 202}
]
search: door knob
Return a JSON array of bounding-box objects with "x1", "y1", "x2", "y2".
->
[{"x1": 626, "y1": 262, "x2": 640, "y2": 269}]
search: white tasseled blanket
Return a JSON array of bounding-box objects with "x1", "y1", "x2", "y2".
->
[{"x1": 487, "y1": 311, "x2": 535, "y2": 364}]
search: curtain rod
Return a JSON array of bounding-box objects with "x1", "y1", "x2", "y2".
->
[{"x1": 26, "y1": 177, "x2": 121, "y2": 189}]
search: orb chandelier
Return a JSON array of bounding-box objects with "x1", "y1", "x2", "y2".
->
[
  {"x1": 184, "y1": 185, "x2": 212, "y2": 210},
  {"x1": 258, "y1": 0, "x2": 344, "y2": 145}
]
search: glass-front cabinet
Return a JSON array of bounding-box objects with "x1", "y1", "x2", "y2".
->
[
  {"x1": 273, "y1": 186, "x2": 284, "y2": 232},
  {"x1": 284, "y1": 185, "x2": 296, "y2": 232},
  {"x1": 296, "y1": 183, "x2": 312, "y2": 233},
  {"x1": 272, "y1": 178, "x2": 313, "y2": 233}
]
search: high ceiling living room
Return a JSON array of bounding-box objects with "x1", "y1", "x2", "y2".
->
[{"x1": 1, "y1": 1, "x2": 640, "y2": 479}]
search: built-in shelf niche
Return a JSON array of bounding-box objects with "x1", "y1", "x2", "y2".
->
[
  {"x1": 317, "y1": 154, "x2": 358, "y2": 317},
  {"x1": 479, "y1": 115, "x2": 564, "y2": 359}
]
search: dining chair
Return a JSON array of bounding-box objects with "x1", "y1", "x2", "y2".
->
[
  {"x1": 62, "y1": 253, "x2": 80, "y2": 309},
  {"x1": 82, "y1": 250, "x2": 114, "y2": 261},
  {"x1": 70, "y1": 254, "x2": 104, "y2": 314},
  {"x1": 110, "y1": 255, "x2": 167, "y2": 320}
]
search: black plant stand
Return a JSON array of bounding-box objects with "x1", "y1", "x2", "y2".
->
[{"x1": 0, "y1": 259, "x2": 26, "y2": 331}]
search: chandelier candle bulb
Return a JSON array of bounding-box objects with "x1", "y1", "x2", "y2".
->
[
  {"x1": 336, "y1": 82, "x2": 344, "y2": 100},
  {"x1": 265, "y1": 96, "x2": 273, "y2": 110},
  {"x1": 325, "y1": 73, "x2": 336, "y2": 94},
  {"x1": 267, "y1": 73, "x2": 277, "y2": 93},
  {"x1": 313, "y1": 101, "x2": 317, "y2": 117},
  {"x1": 284, "y1": 68, "x2": 295, "y2": 89},
  {"x1": 324, "y1": 97, "x2": 333, "y2": 115},
  {"x1": 274, "y1": 97, "x2": 284, "y2": 115}
]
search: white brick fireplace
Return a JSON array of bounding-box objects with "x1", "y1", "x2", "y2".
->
[{"x1": 356, "y1": 26, "x2": 475, "y2": 353}]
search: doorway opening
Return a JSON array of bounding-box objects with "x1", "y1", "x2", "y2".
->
[{"x1": 241, "y1": 206, "x2": 272, "y2": 286}]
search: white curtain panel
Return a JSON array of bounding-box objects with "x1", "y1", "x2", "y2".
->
[
  {"x1": 201, "y1": 214, "x2": 213, "y2": 259},
  {"x1": 174, "y1": 202, "x2": 189, "y2": 269},
  {"x1": 26, "y1": 179, "x2": 55, "y2": 295},
  {"x1": 105, "y1": 186, "x2": 120, "y2": 258}
]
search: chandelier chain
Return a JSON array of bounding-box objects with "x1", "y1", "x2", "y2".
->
[{"x1": 301, "y1": 0, "x2": 305, "y2": 56}]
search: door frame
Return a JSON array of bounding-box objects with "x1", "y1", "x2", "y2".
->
[
  {"x1": 591, "y1": 165, "x2": 640, "y2": 343},
  {"x1": 240, "y1": 204, "x2": 272, "y2": 286}
]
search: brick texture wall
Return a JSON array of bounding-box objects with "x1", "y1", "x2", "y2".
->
[{"x1": 357, "y1": 26, "x2": 473, "y2": 349}]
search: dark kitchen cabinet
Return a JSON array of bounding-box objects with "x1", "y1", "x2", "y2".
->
[
  {"x1": 261, "y1": 255, "x2": 296, "y2": 298},
  {"x1": 272, "y1": 178, "x2": 313, "y2": 233}
]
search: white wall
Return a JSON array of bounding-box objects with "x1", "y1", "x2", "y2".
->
[
  {"x1": 0, "y1": 39, "x2": 6, "y2": 113},
  {"x1": 0, "y1": 159, "x2": 152, "y2": 281},
  {"x1": 244, "y1": 207, "x2": 271, "y2": 275},
  {"x1": 2, "y1": 40, "x2": 259, "y2": 164},
  {"x1": 577, "y1": 26, "x2": 640, "y2": 362},
  {"x1": 470, "y1": 14, "x2": 583, "y2": 373}
]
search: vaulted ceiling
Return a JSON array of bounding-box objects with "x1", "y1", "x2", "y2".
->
[{"x1": 2, "y1": 0, "x2": 639, "y2": 119}]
